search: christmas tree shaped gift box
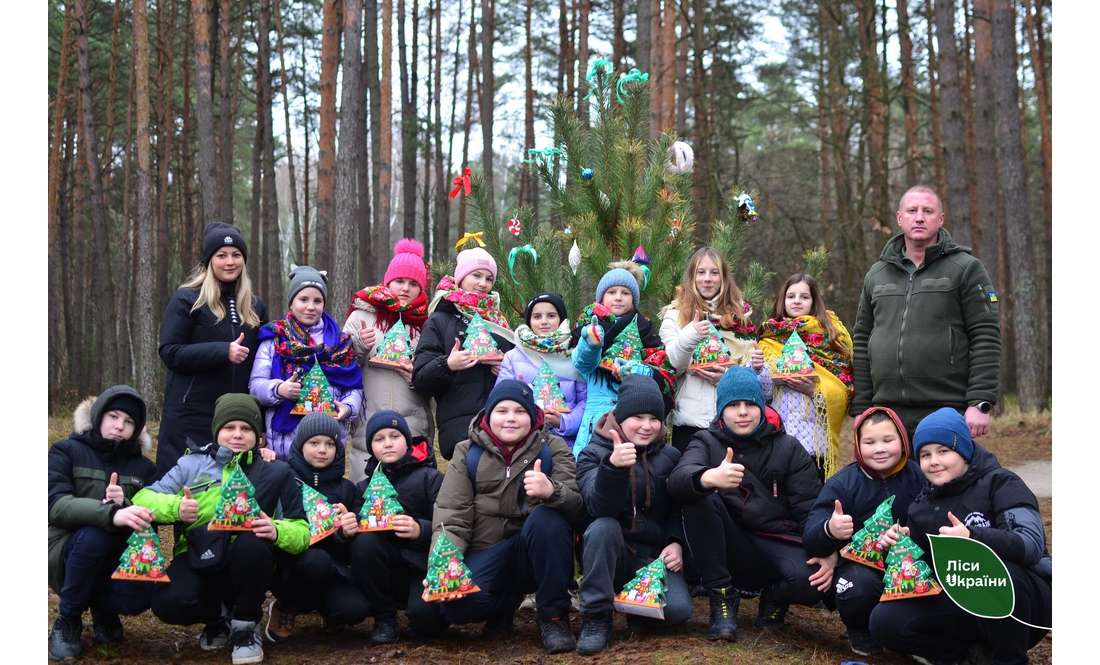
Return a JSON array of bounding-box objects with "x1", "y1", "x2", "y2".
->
[
  {"x1": 208, "y1": 462, "x2": 262, "y2": 531},
  {"x1": 614, "y1": 557, "x2": 668, "y2": 619},
  {"x1": 358, "y1": 465, "x2": 404, "y2": 531},
  {"x1": 598, "y1": 316, "x2": 643, "y2": 381},
  {"x1": 841, "y1": 495, "x2": 896, "y2": 570},
  {"x1": 368, "y1": 319, "x2": 414, "y2": 370},
  {"x1": 771, "y1": 329, "x2": 819, "y2": 384},
  {"x1": 531, "y1": 360, "x2": 571, "y2": 413},
  {"x1": 112, "y1": 525, "x2": 171, "y2": 582},
  {"x1": 291, "y1": 361, "x2": 339, "y2": 416},
  {"x1": 879, "y1": 534, "x2": 943, "y2": 601},
  {"x1": 689, "y1": 321, "x2": 737, "y2": 370},
  {"x1": 422, "y1": 525, "x2": 481, "y2": 602},
  {"x1": 300, "y1": 482, "x2": 340, "y2": 544},
  {"x1": 462, "y1": 313, "x2": 504, "y2": 362}
]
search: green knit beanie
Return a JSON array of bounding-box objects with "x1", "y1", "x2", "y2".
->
[{"x1": 211, "y1": 393, "x2": 265, "y2": 441}]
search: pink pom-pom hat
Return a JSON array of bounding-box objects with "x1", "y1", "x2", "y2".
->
[{"x1": 384, "y1": 238, "x2": 428, "y2": 291}]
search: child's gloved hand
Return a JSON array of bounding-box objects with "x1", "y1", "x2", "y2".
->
[
  {"x1": 620, "y1": 362, "x2": 653, "y2": 378},
  {"x1": 582, "y1": 315, "x2": 603, "y2": 346}
]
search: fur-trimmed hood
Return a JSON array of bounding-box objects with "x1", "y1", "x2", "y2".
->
[{"x1": 72, "y1": 387, "x2": 153, "y2": 453}]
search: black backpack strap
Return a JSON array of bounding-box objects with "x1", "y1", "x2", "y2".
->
[{"x1": 466, "y1": 445, "x2": 484, "y2": 489}]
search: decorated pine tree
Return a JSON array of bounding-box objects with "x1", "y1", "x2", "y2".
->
[
  {"x1": 841, "y1": 495, "x2": 895, "y2": 570},
  {"x1": 462, "y1": 313, "x2": 504, "y2": 361},
  {"x1": 359, "y1": 465, "x2": 404, "y2": 531},
  {"x1": 292, "y1": 362, "x2": 338, "y2": 416},
  {"x1": 209, "y1": 461, "x2": 262, "y2": 531},
  {"x1": 422, "y1": 525, "x2": 481, "y2": 602},
  {"x1": 531, "y1": 360, "x2": 570, "y2": 413},
  {"x1": 880, "y1": 534, "x2": 943, "y2": 601},
  {"x1": 113, "y1": 526, "x2": 170, "y2": 582},
  {"x1": 300, "y1": 482, "x2": 340, "y2": 544},
  {"x1": 369, "y1": 319, "x2": 414, "y2": 370},
  {"x1": 614, "y1": 557, "x2": 668, "y2": 619}
]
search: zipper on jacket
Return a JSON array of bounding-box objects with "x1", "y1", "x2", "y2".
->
[
  {"x1": 898, "y1": 272, "x2": 916, "y2": 404},
  {"x1": 772, "y1": 472, "x2": 778, "y2": 498},
  {"x1": 948, "y1": 327, "x2": 957, "y2": 369},
  {"x1": 181, "y1": 376, "x2": 197, "y2": 403}
]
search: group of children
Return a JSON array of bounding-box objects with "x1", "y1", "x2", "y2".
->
[{"x1": 49, "y1": 238, "x2": 1051, "y2": 664}]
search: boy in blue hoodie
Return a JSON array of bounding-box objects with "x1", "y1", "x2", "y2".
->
[
  {"x1": 265, "y1": 412, "x2": 370, "y2": 643},
  {"x1": 802, "y1": 406, "x2": 924, "y2": 656}
]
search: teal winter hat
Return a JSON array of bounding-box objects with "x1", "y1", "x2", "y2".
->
[
  {"x1": 912, "y1": 407, "x2": 974, "y2": 462},
  {"x1": 715, "y1": 365, "x2": 766, "y2": 416}
]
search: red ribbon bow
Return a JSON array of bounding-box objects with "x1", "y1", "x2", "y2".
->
[{"x1": 450, "y1": 168, "x2": 472, "y2": 199}]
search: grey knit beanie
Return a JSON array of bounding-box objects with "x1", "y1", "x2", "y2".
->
[
  {"x1": 293, "y1": 411, "x2": 344, "y2": 450},
  {"x1": 614, "y1": 373, "x2": 666, "y2": 421},
  {"x1": 287, "y1": 264, "x2": 329, "y2": 306}
]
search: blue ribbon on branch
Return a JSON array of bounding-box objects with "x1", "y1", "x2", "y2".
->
[{"x1": 616, "y1": 68, "x2": 649, "y2": 104}]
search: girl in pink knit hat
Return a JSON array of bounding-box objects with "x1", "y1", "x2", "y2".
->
[
  {"x1": 344, "y1": 239, "x2": 436, "y2": 481},
  {"x1": 411, "y1": 247, "x2": 514, "y2": 461}
]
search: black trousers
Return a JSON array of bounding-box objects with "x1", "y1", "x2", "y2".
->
[
  {"x1": 680, "y1": 492, "x2": 826, "y2": 608},
  {"x1": 834, "y1": 558, "x2": 886, "y2": 631},
  {"x1": 869, "y1": 561, "x2": 1051, "y2": 664},
  {"x1": 152, "y1": 532, "x2": 274, "y2": 624},
  {"x1": 350, "y1": 531, "x2": 447, "y2": 635},
  {"x1": 271, "y1": 547, "x2": 371, "y2": 625}
]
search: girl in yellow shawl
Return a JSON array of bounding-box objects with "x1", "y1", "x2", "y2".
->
[{"x1": 759, "y1": 274, "x2": 853, "y2": 481}]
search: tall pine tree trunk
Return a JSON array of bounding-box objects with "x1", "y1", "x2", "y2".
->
[
  {"x1": 49, "y1": 5, "x2": 74, "y2": 407},
  {"x1": 856, "y1": 0, "x2": 889, "y2": 230},
  {"x1": 897, "y1": 0, "x2": 920, "y2": 185},
  {"x1": 934, "y1": 0, "x2": 973, "y2": 246},
  {"x1": 1021, "y1": 0, "x2": 1051, "y2": 328},
  {"x1": 258, "y1": 0, "x2": 281, "y2": 299},
  {"x1": 317, "y1": 0, "x2": 341, "y2": 271},
  {"x1": 134, "y1": 0, "x2": 159, "y2": 416},
  {"x1": 378, "y1": 0, "x2": 394, "y2": 265},
  {"x1": 924, "y1": 0, "x2": 946, "y2": 194},
  {"x1": 990, "y1": 0, "x2": 1042, "y2": 411},
  {"x1": 398, "y1": 0, "x2": 417, "y2": 237},
  {"x1": 193, "y1": 0, "x2": 219, "y2": 225},
  {"x1": 358, "y1": 0, "x2": 374, "y2": 284},
  {"x1": 971, "y1": 0, "x2": 1001, "y2": 288},
  {"x1": 335, "y1": 0, "x2": 363, "y2": 314},
  {"x1": 479, "y1": 0, "x2": 495, "y2": 195},
  {"x1": 217, "y1": 0, "x2": 238, "y2": 222},
  {"x1": 366, "y1": 0, "x2": 385, "y2": 275},
  {"x1": 274, "y1": 0, "x2": 303, "y2": 262},
  {"x1": 432, "y1": 0, "x2": 446, "y2": 258}
]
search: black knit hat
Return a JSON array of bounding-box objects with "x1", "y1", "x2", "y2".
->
[
  {"x1": 524, "y1": 292, "x2": 568, "y2": 327},
  {"x1": 211, "y1": 393, "x2": 265, "y2": 440},
  {"x1": 93, "y1": 385, "x2": 147, "y2": 439},
  {"x1": 364, "y1": 410, "x2": 413, "y2": 449},
  {"x1": 614, "y1": 373, "x2": 666, "y2": 421},
  {"x1": 202, "y1": 222, "x2": 248, "y2": 266},
  {"x1": 293, "y1": 411, "x2": 343, "y2": 450},
  {"x1": 485, "y1": 380, "x2": 539, "y2": 421}
]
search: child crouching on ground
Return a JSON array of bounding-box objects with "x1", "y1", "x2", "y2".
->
[
  {"x1": 868, "y1": 408, "x2": 1052, "y2": 664},
  {"x1": 48, "y1": 386, "x2": 159, "y2": 661},
  {"x1": 430, "y1": 380, "x2": 585, "y2": 654},
  {"x1": 350, "y1": 411, "x2": 447, "y2": 645},
  {"x1": 668, "y1": 366, "x2": 830, "y2": 642},
  {"x1": 802, "y1": 406, "x2": 923, "y2": 656},
  {"x1": 265, "y1": 412, "x2": 369, "y2": 643},
  {"x1": 574, "y1": 374, "x2": 693, "y2": 656},
  {"x1": 134, "y1": 394, "x2": 310, "y2": 665}
]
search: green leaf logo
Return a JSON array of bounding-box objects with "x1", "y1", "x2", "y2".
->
[{"x1": 928, "y1": 534, "x2": 1014, "y2": 619}]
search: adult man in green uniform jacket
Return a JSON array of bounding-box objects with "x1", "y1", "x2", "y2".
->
[{"x1": 849, "y1": 185, "x2": 1001, "y2": 439}]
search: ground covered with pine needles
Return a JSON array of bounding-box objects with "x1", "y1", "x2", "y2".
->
[{"x1": 46, "y1": 407, "x2": 1052, "y2": 664}]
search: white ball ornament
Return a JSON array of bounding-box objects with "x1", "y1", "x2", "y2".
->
[{"x1": 667, "y1": 141, "x2": 694, "y2": 174}]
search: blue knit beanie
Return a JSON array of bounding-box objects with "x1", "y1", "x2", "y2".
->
[
  {"x1": 485, "y1": 379, "x2": 539, "y2": 420},
  {"x1": 595, "y1": 268, "x2": 641, "y2": 308},
  {"x1": 715, "y1": 366, "x2": 766, "y2": 416},
  {"x1": 912, "y1": 407, "x2": 974, "y2": 462},
  {"x1": 364, "y1": 410, "x2": 413, "y2": 449}
]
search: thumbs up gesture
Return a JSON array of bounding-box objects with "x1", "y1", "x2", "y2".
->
[
  {"x1": 103, "y1": 472, "x2": 124, "y2": 505},
  {"x1": 446, "y1": 337, "x2": 475, "y2": 371},
  {"x1": 700, "y1": 448, "x2": 745, "y2": 490},
  {"x1": 583, "y1": 315, "x2": 604, "y2": 346},
  {"x1": 358, "y1": 319, "x2": 377, "y2": 350},
  {"x1": 608, "y1": 429, "x2": 636, "y2": 468},
  {"x1": 252, "y1": 510, "x2": 279, "y2": 542},
  {"x1": 827, "y1": 499, "x2": 854, "y2": 540},
  {"x1": 228, "y1": 333, "x2": 250, "y2": 364},
  {"x1": 178, "y1": 486, "x2": 199, "y2": 523},
  {"x1": 524, "y1": 458, "x2": 554, "y2": 499},
  {"x1": 750, "y1": 341, "x2": 765, "y2": 370},
  {"x1": 939, "y1": 511, "x2": 971, "y2": 538},
  {"x1": 278, "y1": 369, "x2": 303, "y2": 400},
  {"x1": 691, "y1": 310, "x2": 710, "y2": 337},
  {"x1": 335, "y1": 502, "x2": 359, "y2": 537}
]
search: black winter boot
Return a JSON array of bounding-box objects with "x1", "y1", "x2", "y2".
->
[
  {"x1": 575, "y1": 610, "x2": 613, "y2": 656},
  {"x1": 49, "y1": 615, "x2": 83, "y2": 661},
  {"x1": 536, "y1": 607, "x2": 576, "y2": 654},
  {"x1": 370, "y1": 616, "x2": 398, "y2": 646},
  {"x1": 91, "y1": 606, "x2": 124, "y2": 644},
  {"x1": 754, "y1": 585, "x2": 788, "y2": 630},
  {"x1": 706, "y1": 587, "x2": 739, "y2": 642}
]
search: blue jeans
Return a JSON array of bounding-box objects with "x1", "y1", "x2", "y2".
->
[
  {"x1": 58, "y1": 526, "x2": 153, "y2": 619},
  {"x1": 440, "y1": 507, "x2": 574, "y2": 624},
  {"x1": 578, "y1": 517, "x2": 693, "y2": 627}
]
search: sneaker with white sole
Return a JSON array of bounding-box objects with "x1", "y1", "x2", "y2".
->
[
  {"x1": 230, "y1": 620, "x2": 264, "y2": 664},
  {"x1": 199, "y1": 616, "x2": 232, "y2": 650}
]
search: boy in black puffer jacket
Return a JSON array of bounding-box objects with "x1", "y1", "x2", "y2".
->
[
  {"x1": 265, "y1": 412, "x2": 370, "y2": 643},
  {"x1": 574, "y1": 374, "x2": 692, "y2": 656},
  {"x1": 48, "y1": 386, "x2": 159, "y2": 661},
  {"x1": 349, "y1": 411, "x2": 447, "y2": 645},
  {"x1": 668, "y1": 366, "x2": 831, "y2": 641}
]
